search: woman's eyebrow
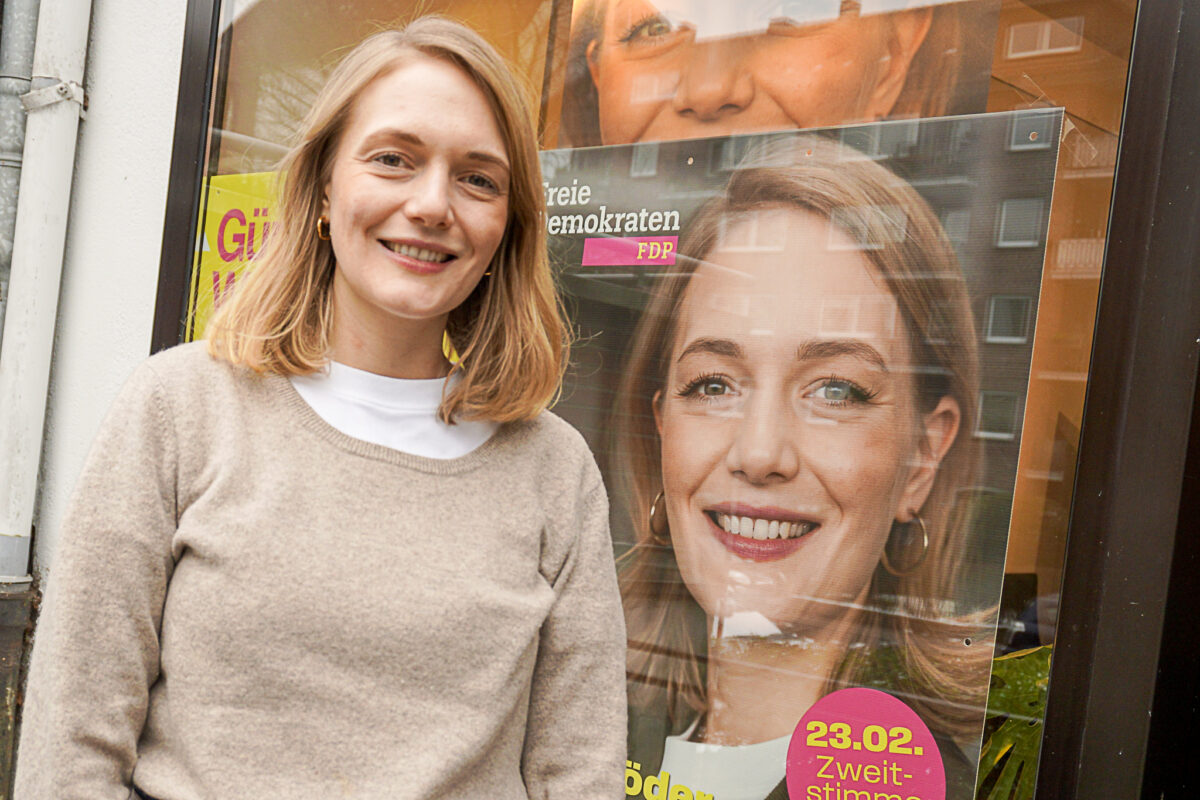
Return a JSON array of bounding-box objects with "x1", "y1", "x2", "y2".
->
[
  {"x1": 359, "y1": 128, "x2": 509, "y2": 171},
  {"x1": 796, "y1": 339, "x2": 889, "y2": 372},
  {"x1": 360, "y1": 127, "x2": 422, "y2": 150},
  {"x1": 677, "y1": 337, "x2": 743, "y2": 362}
]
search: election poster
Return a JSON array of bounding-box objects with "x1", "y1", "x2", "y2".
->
[{"x1": 542, "y1": 110, "x2": 1061, "y2": 800}]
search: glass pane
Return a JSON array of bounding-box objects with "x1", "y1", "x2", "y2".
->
[{"x1": 180, "y1": 1, "x2": 1140, "y2": 797}]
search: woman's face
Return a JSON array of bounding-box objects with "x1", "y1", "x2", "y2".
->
[
  {"x1": 323, "y1": 54, "x2": 511, "y2": 347},
  {"x1": 655, "y1": 207, "x2": 951, "y2": 633},
  {"x1": 586, "y1": 1, "x2": 929, "y2": 144}
]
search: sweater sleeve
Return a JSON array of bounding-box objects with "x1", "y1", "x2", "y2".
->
[
  {"x1": 15, "y1": 360, "x2": 179, "y2": 800},
  {"x1": 522, "y1": 474, "x2": 627, "y2": 800}
]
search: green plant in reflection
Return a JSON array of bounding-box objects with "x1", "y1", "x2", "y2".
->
[{"x1": 976, "y1": 646, "x2": 1052, "y2": 800}]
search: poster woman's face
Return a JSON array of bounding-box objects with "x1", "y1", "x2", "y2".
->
[
  {"x1": 586, "y1": 0, "x2": 930, "y2": 144},
  {"x1": 655, "y1": 208, "x2": 948, "y2": 633}
]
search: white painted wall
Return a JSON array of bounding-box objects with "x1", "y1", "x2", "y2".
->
[{"x1": 32, "y1": 0, "x2": 187, "y2": 576}]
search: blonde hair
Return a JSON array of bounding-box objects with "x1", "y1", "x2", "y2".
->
[
  {"x1": 208, "y1": 16, "x2": 569, "y2": 423},
  {"x1": 616, "y1": 136, "x2": 991, "y2": 739},
  {"x1": 560, "y1": 1, "x2": 971, "y2": 148}
]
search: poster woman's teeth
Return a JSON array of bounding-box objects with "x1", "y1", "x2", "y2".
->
[
  {"x1": 384, "y1": 242, "x2": 451, "y2": 262},
  {"x1": 714, "y1": 513, "x2": 816, "y2": 540}
]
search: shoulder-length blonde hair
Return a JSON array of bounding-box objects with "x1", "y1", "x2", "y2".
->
[
  {"x1": 616, "y1": 135, "x2": 991, "y2": 739},
  {"x1": 560, "y1": 0, "x2": 973, "y2": 148},
  {"x1": 208, "y1": 16, "x2": 569, "y2": 423}
]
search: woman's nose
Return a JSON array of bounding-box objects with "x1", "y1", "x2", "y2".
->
[
  {"x1": 725, "y1": 392, "x2": 800, "y2": 485},
  {"x1": 670, "y1": 39, "x2": 755, "y2": 122},
  {"x1": 403, "y1": 166, "x2": 453, "y2": 228}
]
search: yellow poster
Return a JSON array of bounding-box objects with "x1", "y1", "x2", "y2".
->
[{"x1": 186, "y1": 172, "x2": 278, "y2": 341}]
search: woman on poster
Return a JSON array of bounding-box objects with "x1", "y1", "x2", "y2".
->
[
  {"x1": 560, "y1": 0, "x2": 995, "y2": 147},
  {"x1": 614, "y1": 136, "x2": 993, "y2": 800},
  {"x1": 16, "y1": 17, "x2": 625, "y2": 800}
]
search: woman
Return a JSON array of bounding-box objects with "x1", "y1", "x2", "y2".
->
[
  {"x1": 560, "y1": 0, "x2": 985, "y2": 147},
  {"x1": 16, "y1": 17, "x2": 625, "y2": 800},
  {"x1": 614, "y1": 136, "x2": 991, "y2": 799}
]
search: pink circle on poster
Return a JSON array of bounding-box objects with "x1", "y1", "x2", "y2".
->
[{"x1": 787, "y1": 688, "x2": 944, "y2": 800}]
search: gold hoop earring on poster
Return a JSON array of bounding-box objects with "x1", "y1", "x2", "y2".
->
[
  {"x1": 316, "y1": 215, "x2": 331, "y2": 240},
  {"x1": 648, "y1": 491, "x2": 671, "y2": 547},
  {"x1": 881, "y1": 512, "x2": 929, "y2": 577}
]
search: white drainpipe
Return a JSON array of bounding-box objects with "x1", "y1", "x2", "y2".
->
[{"x1": 0, "y1": 0, "x2": 95, "y2": 579}]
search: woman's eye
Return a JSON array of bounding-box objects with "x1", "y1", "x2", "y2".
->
[
  {"x1": 810, "y1": 378, "x2": 873, "y2": 405},
  {"x1": 373, "y1": 153, "x2": 407, "y2": 168},
  {"x1": 464, "y1": 173, "x2": 499, "y2": 193},
  {"x1": 677, "y1": 374, "x2": 736, "y2": 402},
  {"x1": 620, "y1": 14, "x2": 679, "y2": 44}
]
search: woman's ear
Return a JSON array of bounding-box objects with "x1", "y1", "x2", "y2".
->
[
  {"x1": 652, "y1": 389, "x2": 664, "y2": 436},
  {"x1": 896, "y1": 394, "x2": 960, "y2": 520},
  {"x1": 863, "y1": 9, "x2": 934, "y2": 120}
]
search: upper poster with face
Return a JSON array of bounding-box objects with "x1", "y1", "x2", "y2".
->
[
  {"x1": 555, "y1": 0, "x2": 1000, "y2": 148},
  {"x1": 542, "y1": 109, "x2": 1061, "y2": 799}
]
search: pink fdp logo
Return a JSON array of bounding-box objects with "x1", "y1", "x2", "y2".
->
[{"x1": 582, "y1": 236, "x2": 678, "y2": 267}]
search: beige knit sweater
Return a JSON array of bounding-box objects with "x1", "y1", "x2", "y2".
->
[{"x1": 15, "y1": 343, "x2": 626, "y2": 800}]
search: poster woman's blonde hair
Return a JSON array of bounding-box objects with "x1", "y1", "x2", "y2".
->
[{"x1": 208, "y1": 17, "x2": 569, "y2": 423}]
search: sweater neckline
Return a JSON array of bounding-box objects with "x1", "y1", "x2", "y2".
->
[{"x1": 269, "y1": 371, "x2": 519, "y2": 475}]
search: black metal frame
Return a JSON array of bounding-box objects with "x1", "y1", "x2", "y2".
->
[
  {"x1": 150, "y1": 0, "x2": 221, "y2": 353},
  {"x1": 149, "y1": 1, "x2": 1200, "y2": 796},
  {"x1": 1140, "y1": 366, "x2": 1200, "y2": 798},
  {"x1": 1036, "y1": 2, "x2": 1200, "y2": 797}
]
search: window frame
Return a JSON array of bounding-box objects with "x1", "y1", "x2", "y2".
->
[
  {"x1": 986, "y1": 295, "x2": 1034, "y2": 344},
  {"x1": 996, "y1": 197, "x2": 1046, "y2": 248},
  {"x1": 976, "y1": 390, "x2": 1023, "y2": 441}
]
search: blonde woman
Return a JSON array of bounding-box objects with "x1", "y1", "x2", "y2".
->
[
  {"x1": 17, "y1": 17, "x2": 625, "y2": 800},
  {"x1": 614, "y1": 137, "x2": 992, "y2": 799}
]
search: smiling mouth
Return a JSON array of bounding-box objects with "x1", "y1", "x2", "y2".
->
[
  {"x1": 708, "y1": 512, "x2": 818, "y2": 541},
  {"x1": 382, "y1": 241, "x2": 454, "y2": 263}
]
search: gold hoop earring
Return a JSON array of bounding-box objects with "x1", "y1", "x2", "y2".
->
[
  {"x1": 316, "y1": 215, "x2": 331, "y2": 240},
  {"x1": 648, "y1": 491, "x2": 671, "y2": 546},
  {"x1": 881, "y1": 513, "x2": 929, "y2": 577},
  {"x1": 442, "y1": 330, "x2": 461, "y2": 366}
]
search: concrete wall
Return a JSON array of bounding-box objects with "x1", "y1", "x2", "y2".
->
[{"x1": 32, "y1": 0, "x2": 187, "y2": 576}]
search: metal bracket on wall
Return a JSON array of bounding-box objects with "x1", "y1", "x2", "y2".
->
[{"x1": 19, "y1": 80, "x2": 87, "y2": 119}]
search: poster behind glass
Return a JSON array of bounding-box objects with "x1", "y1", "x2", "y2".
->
[{"x1": 543, "y1": 111, "x2": 1061, "y2": 799}]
